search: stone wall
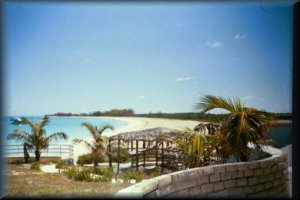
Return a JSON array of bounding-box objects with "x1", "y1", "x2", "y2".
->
[{"x1": 115, "y1": 146, "x2": 289, "y2": 198}]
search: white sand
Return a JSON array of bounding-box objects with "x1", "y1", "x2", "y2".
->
[{"x1": 72, "y1": 117, "x2": 200, "y2": 165}]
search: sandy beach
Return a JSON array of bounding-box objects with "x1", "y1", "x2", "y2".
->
[{"x1": 72, "y1": 117, "x2": 200, "y2": 165}]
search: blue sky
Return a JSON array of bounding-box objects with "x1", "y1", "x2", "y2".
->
[{"x1": 3, "y1": 2, "x2": 293, "y2": 116}]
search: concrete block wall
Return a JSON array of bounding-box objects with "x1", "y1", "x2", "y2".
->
[{"x1": 115, "y1": 146, "x2": 289, "y2": 198}]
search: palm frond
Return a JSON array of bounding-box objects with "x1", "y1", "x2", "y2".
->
[
  {"x1": 6, "y1": 130, "x2": 31, "y2": 142},
  {"x1": 10, "y1": 117, "x2": 35, "y2": 130},
  {"x1": 194, "y1": 122, "x2": 221, "y2": 135},
  {"x1": 81, "y1": 122, "x2": 97, "y2": 138},
  {"x1": 98, "y1": 125, "x2": 114, "y2": 135},
  {"x1": 38, "y1": 115, "x2": 50, "y2": 128},
  {"x1": 195, "y1": 95, "x2": 236, "y2": 114},
  {"x1": 46, "y1": 132, "x2": 68, "y2": 142},
  {"x1": 73, "y1": 138, "x2": 93, "y2": 150}
]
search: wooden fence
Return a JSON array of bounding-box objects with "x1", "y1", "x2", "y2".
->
[{"x1": 4, "y1": 144, "x2": 74, "y2": 162}]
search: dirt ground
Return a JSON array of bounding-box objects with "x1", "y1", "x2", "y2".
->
[{"x1": 3, "y1": 164, "x2": 133, "y2": 198}]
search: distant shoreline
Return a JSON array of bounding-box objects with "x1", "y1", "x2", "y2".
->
[{"x1": 274, "y1": 120, "x2": 292, "y2": 125}]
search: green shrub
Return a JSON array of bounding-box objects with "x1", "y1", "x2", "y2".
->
[
  {"x1": 74, "y1": 170, "x2": 93, "y2": 181},
  {"x1": 117, "y1": 170, "x2": 144, "y2": 183},
  {"x1": 64, "y1": 167, "x2": 79, "y2": 179},
  {"x1": 77, "y1": 154, "x2": 93, "y2": 165},
  {"x1": 91, "y1": 166, "x2": 113, "y2": 182},
  {"x1": 30, "y1": 161, "x2": 40, "y2": 170},
  {"x1": 55, "y1": 160, "x2": 68, "y2": 169},
  {"x1": 64, "y1": 166, "x2": 113, "y2": 182},
  {"x1": 111, "y1": 150, "x2": 130, "y2": 163},
  {"x1": 150, "y1": 170, "x2": 162, "y2": 178},
  {"x1": 64, "y1": 167, "x2": 92, "y2": 181},
  {"x1": 77, "y1": 153, "x2": 109, "y2": 165}
]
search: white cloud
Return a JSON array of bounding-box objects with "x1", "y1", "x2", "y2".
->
[
  {"x1": 233, "y1": 34, "x2": 245, "y2": 40},
  {"x1": 241, "y1": 96, "x2": 253, "y2": 100},
  {"x1": 206, "y1": 40, "x2": 222, "y2": 48},
  {"x1": 175, "y1": 76, "x2": 194, "y2": 82}
]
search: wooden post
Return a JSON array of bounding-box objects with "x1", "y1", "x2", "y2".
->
[
  {"x1": 108, "y1": 139, "x2": 112, "y2": 168},
  {"x1": 161, "y1": 141, "x2": 164, "y2": 173},
  {"x1": 117, "y1": 139, "x2": 120, "y2": 174},
  {"x1": 155, "y1": 140, "x2": 158, "y2": 168},
  {"x1": 143, "y1": 140, "x2": 146, "y2": 168},
  {"x1": 136, "y1": 140, "x2": 139, "y2": 171},
  {"x1": 130, "y1": 139, "x2": 133, "y2": 167}
]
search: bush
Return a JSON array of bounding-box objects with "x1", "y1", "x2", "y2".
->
[
  {"x1": 150, "y1": 170, "x2": 162, "y2": 178},
  {"x1": 111, "y1": 150, "x2": 131, "y2": 163},
  {"x1": 92, "y1": 167, "x2": 113, "y2": 182},
  {"x1": 31, "y1": 161, "x2": 40, "y2": 170},
  {"x1": 55, "y1": 160, "x2": 68, "y2": 169},
  {"x1": 74, "y1": 169, "x2": 93, "y2": 181},
  {"x1": 77, "y1": 153, "x2": 109, "y2": 165},
  {"x1": 116, "y1": 170, "x2": 144, "y2": 183},
  {"x1": 64, "y1": 167, "x2": 92, "y2": 181},
  {"x1": 77, "y1": 154, "x2": 93, "y2": 165},
  {"x1": 64, "y1": 167, "x2": 79, "y2": 179},
  {"x1": 64, "y1": 166, "x2": 113, "y2": 182}
]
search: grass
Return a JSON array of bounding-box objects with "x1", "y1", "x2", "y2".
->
[{"x1": 4, "y1": 164, "x2": 132, "y2": 198}]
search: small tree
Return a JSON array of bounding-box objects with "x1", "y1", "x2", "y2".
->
[
  {"x1": 195, "y1": 95, "x2": 275, "y2": 162},
  {"x1": 7, "y1": 115, "x2": 68, "y2": 162},
  {"x1": 73, "y1": 122, "x2": 114, "y2": 166}
]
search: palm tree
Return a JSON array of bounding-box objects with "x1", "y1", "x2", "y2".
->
[
  {"x1": 73, "y1": 122, "x2": 114, "y2": 166},
  {"x1": 152, "y1": 128, "x2": 218, "y2": 169},
  {"x1": 7, "y1": 115, "x2": 68, "y2": 162},
  {"x1": 195, "y1": 95, "x2": 275, "y2": 162},
  {"x1": 177, "y1": 128, "x2": 217, "y2": 168}
]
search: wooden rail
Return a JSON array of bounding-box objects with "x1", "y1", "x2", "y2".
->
[{"x1": 4, "y1": 144, "x2": 74, "y2": 161}]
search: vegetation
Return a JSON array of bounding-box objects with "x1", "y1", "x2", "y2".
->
[
  {"x1": 53, "y1": 109, "x2": 135, "y2": 117},
  {"x1": 195, "y1": 95, "x2": 275, "y2": 162},
  {"x1": 110, "y1": 145, "x2": 131, "y2": 163},
  {"x1": 116, "y1": 170, "x2": 144, "y2": 183},
  {"x1": 178, "y1": 129, "x2": 223, "y2": 167},
  {"x1": 77, "y1": 153, "x2": 109, "y2": 165},
  {"x1": 155, "y1": 128, "x2": 223, "y2": 169},
  {"x1": 30, "y1": 161, "x2": 40, "y2": 170},
  {"x1": 73, "y1": 122, "x2": 114, "y2": 166},
  {"x1": 51, "y1": 109, "x2": 291, "y2": 122},
  {"x1": 7, "y1": 115, "x2": 68, "y2": 162},
  {"x1": 6, "y1": 164, "x2": 131, "y2": 197},
  {"x1": 55, "y1": 160, "x2": 69, "y2": 169},
  {"x1": 65, "y1": 166, "x2": 114, "y2": 182}
]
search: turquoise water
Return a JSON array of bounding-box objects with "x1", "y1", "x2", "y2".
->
[{"x1": 2, "y1": 116, "x2": 128, "y2": 146}]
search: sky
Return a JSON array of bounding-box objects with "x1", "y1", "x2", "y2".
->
[{"x1": 3, "y1": 1, "x2": 293, "y2": 116}]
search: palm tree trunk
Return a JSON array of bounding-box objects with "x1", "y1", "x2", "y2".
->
[
  {"x1": 35, "y1": 149, "x2": 41, "y2": 162},
  {"x1": 240, "y1": 153, "x2": 249, "y2": 162},
  {"x1": 23, "y1": 143, "x2": 30, "y2": 163},
  {"x1": 94, "y1": 158, "x2": 99, "y2": 166}
]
